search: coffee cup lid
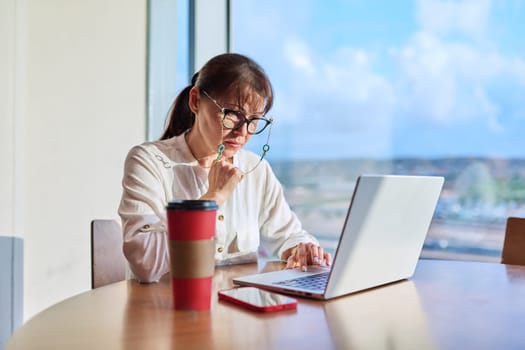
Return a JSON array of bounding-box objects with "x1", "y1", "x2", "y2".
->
[{"x1": 166, "y1": 200, "x2": 218, "y2": 211}]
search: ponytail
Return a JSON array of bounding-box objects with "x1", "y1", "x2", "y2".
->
[{"x1": 159, "y1": 85, "x2": 194, "y2": 140}]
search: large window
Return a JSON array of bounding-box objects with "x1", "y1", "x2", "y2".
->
[
  {"x1": 231, "y1": 0, "x2": 525, "y2": 261},
  {"x1": 148, "y1": 0, "x2": 525, "y2": 262}
]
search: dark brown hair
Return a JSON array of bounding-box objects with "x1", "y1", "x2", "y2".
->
[{"x1": 160, "y1": 53, "x2": 274, "y2": 140}]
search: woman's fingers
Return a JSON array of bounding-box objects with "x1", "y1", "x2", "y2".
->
[
  {"x1": 285, "y1": 243, "x2": 333, "y2": 271},
  {"x1": 324, "y1": 251, "x2": 332, "y2": 266},
  {"x1": 206, "y1": 159, "x2": 244, "y2": 204},
  {"x1": 286, "y1": 243, "x2": 332, "y2": 271}
]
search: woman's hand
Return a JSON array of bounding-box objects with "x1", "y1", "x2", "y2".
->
[
  {"x1": 283, "y1": 243, "x2": 332, "y2": 272},
  {"x1": 201, "y1": 158, "x2": 244, "y2": 206}
]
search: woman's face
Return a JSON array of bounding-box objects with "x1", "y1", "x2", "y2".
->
[{"x1": 198, "y1": 88, "x2": 267, "y2": 159}]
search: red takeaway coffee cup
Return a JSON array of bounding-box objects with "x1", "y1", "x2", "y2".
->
[{"x1": 166, "y1": 199, "x2": 218, "y2": 310}]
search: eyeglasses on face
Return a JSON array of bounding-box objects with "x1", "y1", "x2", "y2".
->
[{"x1": 201, "y1": 89, "x2": 273, "y2": 135}]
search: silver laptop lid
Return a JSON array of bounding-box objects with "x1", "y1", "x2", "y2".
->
[{"x1": 324, "y1": 174, "x2": 444, "y2": 298}]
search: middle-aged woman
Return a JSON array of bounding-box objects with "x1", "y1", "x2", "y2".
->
[{"x1": 118, "y1": 53, "x2": 332, "y2": 283}]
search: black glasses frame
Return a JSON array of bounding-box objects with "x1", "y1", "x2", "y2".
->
[{"x1": 200, "y1": 89, "x2": 273, "y2": 135}]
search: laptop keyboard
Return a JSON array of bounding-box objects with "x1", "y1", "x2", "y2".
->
[{"x1": 274, "y1": 272, "x2": 330, "y2": 291}]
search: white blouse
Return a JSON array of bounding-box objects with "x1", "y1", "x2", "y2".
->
[{"x1": 118, "y1": 134, "x2": 318, "y2": 282}]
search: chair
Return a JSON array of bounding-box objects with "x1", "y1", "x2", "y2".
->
[
  {"x1": 501, "y1": 217, "x2": 525, "y2": 266},
  {"x1": 90, "y1": 219, "x2": 127, "y2": 288}
]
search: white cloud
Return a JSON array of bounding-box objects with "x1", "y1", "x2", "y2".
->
[
  {"x1": 416, "y1": 0, "x2": 491, "y2": 38},
  {"x1": 241, "y1": 0, "x2": 525, "y2": 158},
  {"x1": 279, "y1": 41, "x2": 396, "y2": 129},
  {"x1": 392, "y1": 27, "x2": 524, "y2": 132},
  {"x1": 273, "y1": 0, "x2": 520, "y2": 132},
  {"x1": 283, "y1": 39, "x2": 316, "y2": 76},
  {"x1": 270, "y1": 42, "x2": 398, "y2": 158}
]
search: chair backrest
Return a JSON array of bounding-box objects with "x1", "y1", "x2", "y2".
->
[
  {"x1": 90, "y1": 219, "x2": 127, "y2": 288},
  {"x1": 501, "y1": 217, "x2": 525, "y2": 266}
]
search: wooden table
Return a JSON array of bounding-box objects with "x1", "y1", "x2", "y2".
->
[{"x1": 6, "y1": 259, "x2": 525, "y2": 349}]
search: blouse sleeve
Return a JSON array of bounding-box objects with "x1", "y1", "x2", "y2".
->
[
  {"x1": 257, "y1": 161, "x2": 319, "y2": 260},
  {"x1": 118, "y1": 145, "x2": 170, "y2": 283}
]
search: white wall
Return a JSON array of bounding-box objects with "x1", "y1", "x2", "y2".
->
[
  {"x1": 0, "y1": 0, "x2": 147, "y2": 320},
  {"x1": 0, "y1": 0, "x2": 16, "y2": 239}
]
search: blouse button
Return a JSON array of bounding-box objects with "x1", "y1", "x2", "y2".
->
[
  {"x1": 218, "y1": 214, "x2": 225, "y2": 221},
  {"x1": 217, "y1": 247, "x2": 223, "y2": 253}
]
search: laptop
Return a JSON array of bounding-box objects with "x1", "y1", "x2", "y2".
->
[{"x1": 233, "y1": 174, "x2": 444, "y2": 300}]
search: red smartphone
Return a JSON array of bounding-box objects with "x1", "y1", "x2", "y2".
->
[{"x1": 218, "y1": 287, "x2": 298, "y2": 312}]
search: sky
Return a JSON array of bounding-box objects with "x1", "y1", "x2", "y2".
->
[{"x1": 232, "y1": 0, "x2": 525, "y2": 160}]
